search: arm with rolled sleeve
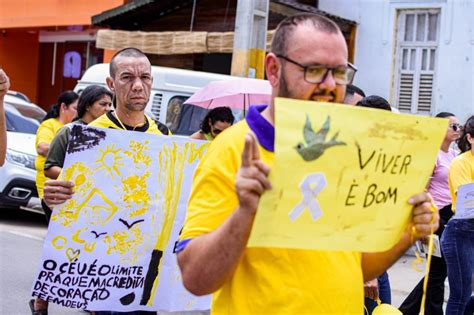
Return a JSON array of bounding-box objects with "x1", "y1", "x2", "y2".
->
[{"x1": 44, "y1": 126, "x2": 71, "y2": 179}]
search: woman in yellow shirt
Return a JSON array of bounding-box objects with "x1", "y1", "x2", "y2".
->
[
  {"x1": 35, "y1": 90, "x2": 78, "y2": 223},
  {"x1": 442, "y1": 115, "x2": 474, "y2": 315}
]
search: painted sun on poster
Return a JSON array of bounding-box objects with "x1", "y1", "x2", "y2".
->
[{"x1": 31, "y1": 125, "x2": 211, "y2": 312}]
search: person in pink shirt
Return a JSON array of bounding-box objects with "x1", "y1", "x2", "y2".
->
[{"x1": 399, "y1": 111, "x2": 461, "y2": 315}]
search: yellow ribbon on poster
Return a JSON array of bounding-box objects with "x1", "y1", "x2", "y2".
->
[{"x1": 248, "y1": 98, "x2": 448, "y2": 252}]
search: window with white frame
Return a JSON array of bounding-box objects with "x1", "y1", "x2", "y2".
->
[{"x1": 394, "y1": 10, "x2": 440, "y2": 114}]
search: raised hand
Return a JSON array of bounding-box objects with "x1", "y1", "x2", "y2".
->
[{"x1": 235, "y1": 133, "x2": 272, "y2": 215}]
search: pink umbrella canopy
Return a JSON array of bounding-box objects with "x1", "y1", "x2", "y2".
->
[{"x1": 184, "y1": 77, "x2": 272, "y2": 110}]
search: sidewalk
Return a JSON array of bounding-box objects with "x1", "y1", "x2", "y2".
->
[{"x1": 389, "y1": 255, "x2": 448, "y2": 308}]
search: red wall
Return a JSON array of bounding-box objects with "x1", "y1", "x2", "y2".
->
[
  {"x1": 0, "y1": 29, "x2": 40, "y2": 103},
  {"x1": 0, "y1": 1, "x2": 124, "y2": 28}
]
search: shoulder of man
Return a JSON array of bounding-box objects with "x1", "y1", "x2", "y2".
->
[
  {"x1": 155, "y1": 120, "x2": 170, "y2": 135},
  {"x1": 89, "y1": 113, "x2": 114, "y2": 129}
]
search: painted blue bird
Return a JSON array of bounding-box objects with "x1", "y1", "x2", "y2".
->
[{"x1": 295, "y1": 114, "x2": 346, "y2": 161}]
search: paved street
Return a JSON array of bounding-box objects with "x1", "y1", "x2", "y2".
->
[
  {"x1": 0, "y1": 208, "x2": 82, "y2": 315},
  {"x1": 0, "y1": 207, "x2": 446, "y2": 314}
]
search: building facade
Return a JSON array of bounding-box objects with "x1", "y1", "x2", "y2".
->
[
  {"x1": 0, "y1": 0, "x2": 124, "y2": 108},
  {"x1": 320, "y1": 0, "x2": 474, "y2": 119}
]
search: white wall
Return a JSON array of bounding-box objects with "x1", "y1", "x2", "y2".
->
[{"x1": 319, "y1": 0, "x2": 474, "y2": 121}]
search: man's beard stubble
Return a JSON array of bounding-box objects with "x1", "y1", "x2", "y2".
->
[
  {"x1": 124, "y1": 101, "x2": 147, "y2": 112},
  {"x1": 279, "y1": 69, "x2": 338, "y2": 102},
  {"x1": 278, "y1": 71, "x2": 294, "y2": 99}
]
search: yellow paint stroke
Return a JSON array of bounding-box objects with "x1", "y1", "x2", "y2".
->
[
  {"x1": 104, "y1": 226, "x2": 144, "y2": 264},
  {"x1": 75, "y1": 174, "x2": 86, "y2": 186},
  {"x1": 148, "y1": 141, "x2": 202, "y2": 306},
  {"x1": 52, "y1": 162, "x2": 94, "y2": 226},
  {"x1": 124, "y1": 140, "x2": 152, "y2": 167},
  {"x1": 368, "y1": 122, "x2": 427, "y2": 141},
  {"x1": 75, "y1": 188, "x2": 118, "y2": 226},
  {"x1": 95, "y1": 144, "x2": 124, "y2": 178},
  {"x1": 120, "y1": 139, "x2": 153, "y2": 217},
  {"x1": 72, "y1": 228, "x2": 88, "y2": 244},
  {"x1": 52, "y1": 199, "x2": 78, "y2": 227},
  {"x1": 52, "y1": 235, "x2": 67, "y2": 250},
  {"x1": 187, "y1": 141, "x2": 209, "y2": 164},
  {"x1": 63, "y1": 162, "x2": 92, "y2": 182},
  {"x1": 129, "y1": 206, "x2": 149, "y2": 217},
  {"x1": 122, "y1": 173, "x2": 151, "y2": 217},
  {"x1": 83, "y1": 241, "x2": 96, "y2": 253}
]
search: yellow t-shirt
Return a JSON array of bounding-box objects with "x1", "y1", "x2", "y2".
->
[
  {"x1": 89, "y1": 111, "x2": 163, "y2": 135},
  {"x1": 448, "y1": 151, "x2": 474, "y2": 211},
  {"x1": 35, "y1": 118, "x2": 64, "y2": 198},
  {"x1": 180, "y1": 118, "x2": 363, "y2": 314}
]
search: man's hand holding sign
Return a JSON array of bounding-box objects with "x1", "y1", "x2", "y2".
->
[
  {"x1": 248, "y1": 100, "x2": 443, "y2": 281},
  {"x1": 177, "y1": 13, "x2": 442, "y2": 314}
]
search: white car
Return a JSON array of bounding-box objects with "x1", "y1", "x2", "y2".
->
[{"x1": 0, "y1": 94, "x2": 45, "y2": 213}]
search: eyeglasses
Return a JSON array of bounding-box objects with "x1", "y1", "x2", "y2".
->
[
  {"x1": 276, "y1": 54, "x2": 357, "y2": 85},
  {"x1": 449, "y1": 123, "x2": 462, "y2": 132}
]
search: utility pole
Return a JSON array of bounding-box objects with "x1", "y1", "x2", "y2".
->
[{"x1": 231, "y1": 0, "x2": 269, "y2": 79}]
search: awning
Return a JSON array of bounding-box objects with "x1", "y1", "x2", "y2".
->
[
  {"x1": 92, "y1": 0, "x2": 153, "y2": 25},
  {"x1": 92, "y1": 0, "x2": 356, "y2": 30},
  {"x1": 96, "y1": 29, "x2": 276, "y2": 55},
  {"x1": 92, "y1": 0, "x2": 193, "y2": 30}
]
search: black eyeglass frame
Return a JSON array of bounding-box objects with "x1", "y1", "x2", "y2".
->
[{"x1": 275, "y1": 54, "x2": 357, "y2": 85}]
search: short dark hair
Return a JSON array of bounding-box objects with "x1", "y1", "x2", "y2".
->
[
  {"x1": 435, "y1": 112, "x2": 455, "y2": 118},
  {"x1": 109, "y1": 47, "x2": 148, "y2": 78},
  {"x1": 76, "y1": 85, "x2": 113, "y2": 119},
  {"x1": 345, "y1": 84, "x2": 366, "y2": 98},
  {"x1": 42, "y1": 90, "x2": 79, "y2": 122},
  {"x1": 458, "y1": 115, "x2": 474, "y2": 152},
  {"x1": 201, "y1": 107, "x2": 235, "y2": 134},
  {"x1": 357, "y1": 95, "x2": 391, "y2": 111},
  {"x1": 271, "y1": 13, "x2": 341, "y2": 56}
]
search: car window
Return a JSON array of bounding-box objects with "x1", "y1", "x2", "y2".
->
[
  {"x1": 166, "y1": 96, "x2": 188, "y2": 133},
  {"x1": 5, "y1": 107, "x2": 39, "y2": 134},
  {"x1": 5, "y1": 98, "x2": 46, "y2": 123},
  {"x1": 173, "y1": 104, "x2": 245, "y2": 136},
  {"x1": 6, "y1": 102, "x2": 45, "y2": 123},
  {"x1": 172, "y1": 104, "x2": 207, "y2": 136}
]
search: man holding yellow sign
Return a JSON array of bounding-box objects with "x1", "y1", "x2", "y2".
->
[{"x1": 177, "y1": 13, "x2": 441, "y2": 314}]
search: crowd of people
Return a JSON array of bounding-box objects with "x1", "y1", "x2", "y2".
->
[{"x1": 0, "y1": 12, "x2": 471, "y2": 315}]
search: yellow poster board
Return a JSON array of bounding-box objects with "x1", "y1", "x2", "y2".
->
[{"x1": 248, "y1": 98, "x2": 448, "y2": 252}]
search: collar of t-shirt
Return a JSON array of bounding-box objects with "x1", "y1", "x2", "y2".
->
[
  {"x1": 245, "y1": 105, "x2": 274, "y2": 152},
  {"x1": 107, "y1": 111, "x2": 150, "y2": 132}
]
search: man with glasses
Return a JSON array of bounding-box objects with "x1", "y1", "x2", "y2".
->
[{"x1": 176, "y1": 13, "x2": 438, "y2": 314}]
